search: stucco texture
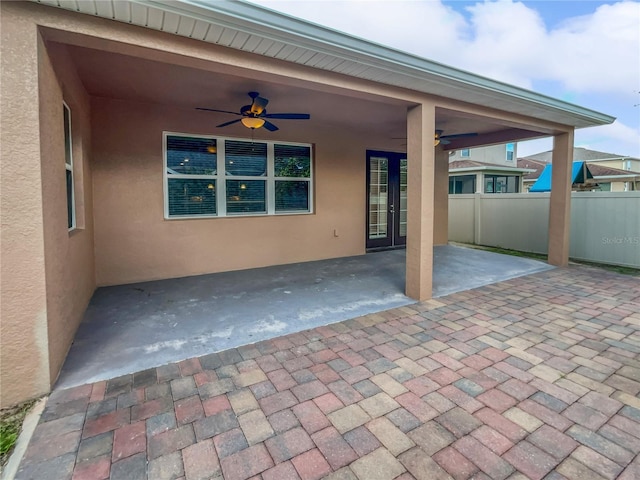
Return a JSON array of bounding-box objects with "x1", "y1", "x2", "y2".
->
[
  {"x1": 40, "y1": 42, "x2": 96, "y2": 388},
  {"x1": 1, "y1": 4, "x2": 96, "y2": 407},
  {"x1": 0, "y1": 7, "x2": 51, "y2": 408},
  {"x1": 91, "y1": 97, "x2": 368, "y2": 286}
]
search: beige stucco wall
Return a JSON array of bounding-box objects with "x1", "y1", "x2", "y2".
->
[
  {"x1": 92, "y1": 97, "x2": 368, "y2": 286},
  {"x1": 40, "y1": 43, "x2": 96, "y2": 386},
  {"x1": 0, "y1": 5, "x2": 95, "y2": 407},
  {"x1": 0, "y1": 8, "x2": 51, "y2": 408}
]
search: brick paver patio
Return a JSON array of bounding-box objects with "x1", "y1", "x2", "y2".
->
[{"x1": 15, "y1": 265, "x2": 640, "y2": 480}]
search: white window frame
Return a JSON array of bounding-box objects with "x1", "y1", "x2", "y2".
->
[
  {"x1": 460, "y1": 149, "x2": 470, "y2": 158},
  {"x1": 163, "y1": 132, "x2": 314, "y2": 219},
  {"x1": 506, "y1": 143, "x2": 515, "y2": 162},
  {"x1": 64, "y1": 102, "x2": 76, "y2": 231}
]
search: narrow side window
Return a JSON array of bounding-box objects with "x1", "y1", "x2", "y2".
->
[{"x1": 64, "y1": 103, "x2": 75, "y2": 230}]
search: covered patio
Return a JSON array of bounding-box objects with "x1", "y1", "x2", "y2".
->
[
  {"x1": 56, "y1": 245, "x2": 553, "y2": 389},
  {"x1": 1, "y1": 0, "x2": 614, "y2": 410},
  {"x1": 13, "y1": 264, "x2": 640, "y2": 480}
]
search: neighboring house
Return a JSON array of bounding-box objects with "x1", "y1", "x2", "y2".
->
[
  {"x1": 518, "y1": 147, "x2": 640, "y2": 192},
  {"x1": 448, "y1": 160, "x2": 533, "y2": 194},
  {"x1": 449, "y1": 143, "x2": 518, "y2": 167},
  {"x1": 448, "y1": 143, "x2": 532, "y2": 194},
  {"x1": 588, "y1": 164, "x2": 640, "y2": 191},
  {"x1": 0, "y1": 0, "x2": 614, "y2": 407},
  {"x1": 520, "y1": 148, "x2": 640, "y2": 191}
]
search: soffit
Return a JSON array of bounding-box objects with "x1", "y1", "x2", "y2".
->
[{"x1": 33, "y1": 0, "x2": 614, "y2": 130}]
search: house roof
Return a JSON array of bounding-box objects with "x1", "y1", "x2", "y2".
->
[
  {"x1": 449, "y1": 160, "x2": 533, "y2": 174},
  {"x1": 519, "y1": 157, "x2": 640, "y2": 182},
  {"x1": 586, "y1": 164, "x2": 640, "y2": 179},
  {"x1": 32, "y1": 0, "x2": 614, "y2": 130},
  {"x1": 517, "y1": 158, "x2": 549, "y2": 180},
  {"x1": 521, "y1": 147, "x2": 639, "y2": 163}
]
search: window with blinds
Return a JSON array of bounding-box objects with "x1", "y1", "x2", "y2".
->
[
  {"x1": 164, "y1": 133, "x2": 313, "y2": 218},
  {"x1": 166, "y1": 136, "x2": 217, "y2": 217},
  {"x1": 274, "y1": 144, "x2": 311, "y2": 212}
]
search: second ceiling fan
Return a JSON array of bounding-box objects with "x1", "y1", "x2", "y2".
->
[
  {"x1": 196, "y1": 92, "x2": 310, "y2": 132},
  {"x1": 434, "y1": 129, "x2": 477, "y2": 145},
  {"x1": 394, "y1": 129, "x2": 478, "y2": 146}
]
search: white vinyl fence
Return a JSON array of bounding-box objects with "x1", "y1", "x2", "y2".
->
[{"x1": 449, "y1": 192, "x2": 640, "y2": 268}]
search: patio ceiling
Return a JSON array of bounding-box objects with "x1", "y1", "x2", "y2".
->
[
  {"x1": 54, "y1": 41, "x2": 551, "y2": 150},
  {"x1": 34, "y1": 0, "x2": 614, "y2": 131},
  {"x1": 61, "y1": 43, "x2": 410, "y2": 140},
  {"x1": 34, "y1": 0, "x2": 614, "y2": 150}
]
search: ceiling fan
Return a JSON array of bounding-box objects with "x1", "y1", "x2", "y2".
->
[
  {"x1": 196, "y1": 92, "x2": 310, "y2": 132},
  {"x1": 434, "y1": 129, "x2": 477, "y2": 146},
  {"x1": 393, "y1": 129, "x2": 478, "y2": 146}
]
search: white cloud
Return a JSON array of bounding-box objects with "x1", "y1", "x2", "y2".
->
[
  {"x1": 575, "y1": 120, "x2": 640, "y2": 156},
  {"x1": 255, "y1": 0, "x2": 468, "y2": 61},
  {"x1": 253, "y1": 0, "x2": 639, "y2": 156},
  {"x1": 255, "y1": 1, "x2": 639, "y2": 95},
  {"x1": 458, "y1": 0, "x2": 548, "y2": 88},
  {"x1": 518, "y1": 120, "x2": 640, "y2": 158},
  {"x1": 545, "y1": 2, "x2": 640, "y2": 94}
]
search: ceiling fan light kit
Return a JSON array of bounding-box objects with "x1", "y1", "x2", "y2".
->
[
  {"x1": 197, "y1": 92, "x2": 310, "y2": 132},
  {"x1": 241, "y1": 117, "x2": 266, "y2": 129}
]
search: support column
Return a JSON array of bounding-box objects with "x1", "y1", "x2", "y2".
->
[
  {"x1": 406, "y1": 102, "x2": 435, "y2": 301},
  {"x1": 433, "y1": 146, "x2": 449, "y2": 245},
  {"x1": 548, "y1": 130, "x2": 574, "y2": 266}
]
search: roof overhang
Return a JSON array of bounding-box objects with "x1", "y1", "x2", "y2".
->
[
  {"x1": 33, "y1": 0, "x2": 615, "y2": 130},
  {"x1": 450, "y1": 167, "x2": 535, "y2": 174},
  {"x1": 593, "y1": 174, "x2": 640, "y2": 180}
]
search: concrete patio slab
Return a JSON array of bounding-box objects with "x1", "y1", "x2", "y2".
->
[
  {"x1": 16, "y1": 265, "x2": 640, "y2": 480},
  {"x1": 55, "y1": 245, "x2": 553, "y2": 389}
]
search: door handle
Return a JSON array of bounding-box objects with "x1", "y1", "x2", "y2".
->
[{"x1": 389, "y1": 205, "x2": 395, "y2": 214}]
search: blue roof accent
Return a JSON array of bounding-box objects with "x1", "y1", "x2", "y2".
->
[{"x1": 529, "y1": 161, "x2": 593, "y2": 192}]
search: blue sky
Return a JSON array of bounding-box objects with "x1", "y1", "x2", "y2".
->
[{"x1": 249, "y1": 0, "x2": 640, "y2": 158}]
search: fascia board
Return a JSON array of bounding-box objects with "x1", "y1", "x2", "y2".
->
[
  {"x1": 594, "y1": 174, "x2": 640, "y2": 180},
  {"x1": 450, "y1": 167, "x2": 536, "y2": 173}
]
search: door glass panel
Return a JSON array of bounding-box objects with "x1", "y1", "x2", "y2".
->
[
  {"x1": 399, "y1": 159, "x2": 407, "y2": 237},
  {"x1": 369, "y1": 156, "x2": 388, "y2": 239}
]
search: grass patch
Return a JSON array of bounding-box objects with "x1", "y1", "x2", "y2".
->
[
  {"x1": 568, "y1": 259, "x2": 640, "y2": 276},
  {"x1": 456, "y1": 243, "x2": 639, "y2": 276},
  {"x1": 0, "y1": 399, "x2": 40, "y2": 468},
  {"x1": 466, "y1": 244, "x2": 548, "y2": 262}
]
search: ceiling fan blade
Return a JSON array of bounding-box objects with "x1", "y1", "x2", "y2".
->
[
  {"x1": 262, "y1": 120, "x2": 279, "y2": 132},
  {"x1": 196, "y1": 107, "x2": 242, "y2": 116},
  {"x1": 263, "y1": 113, "x2": 310, "y2": 120},
  {"x1": 440, "y1": 132, "x2": 478, "y2": 140},
  {"x1": 216, "y1": 118, "x2": 243, "y2": 128}
]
